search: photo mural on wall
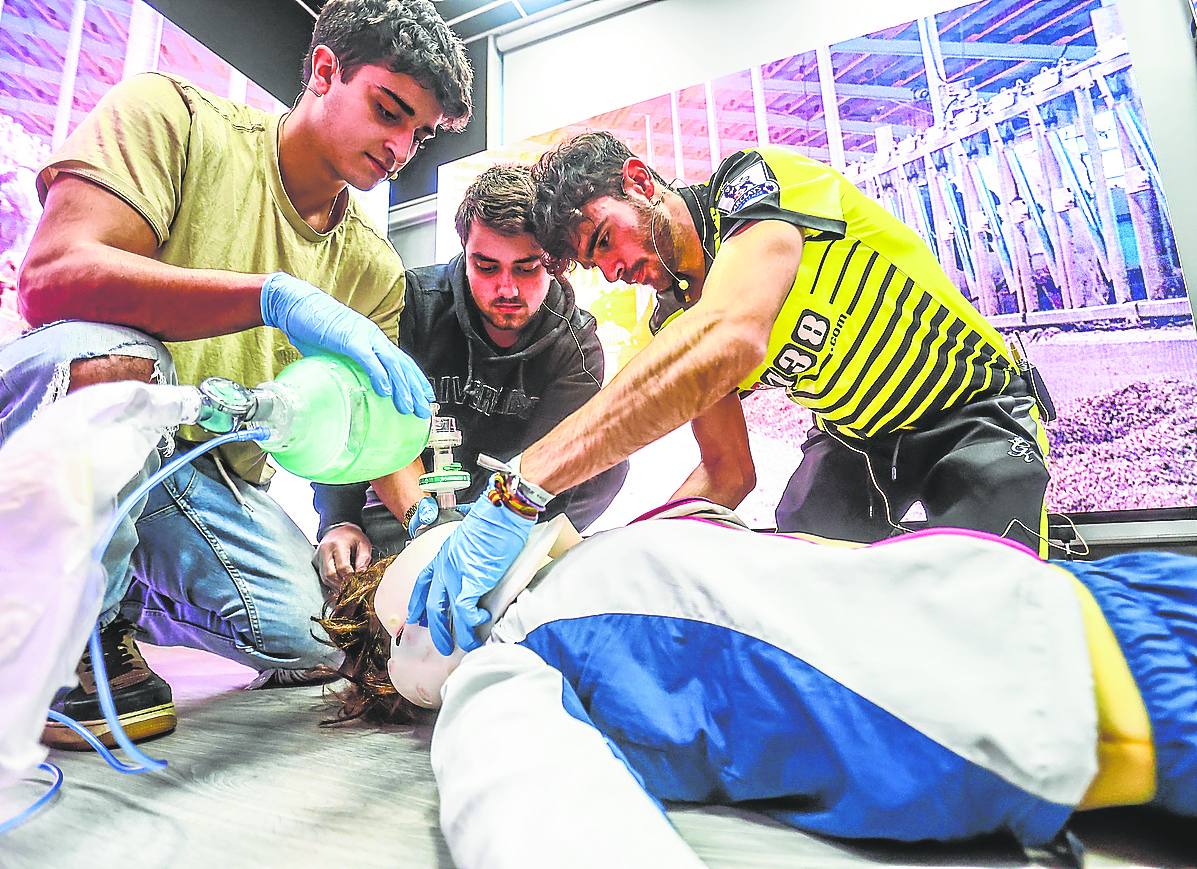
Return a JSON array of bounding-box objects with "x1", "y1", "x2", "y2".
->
[
  {"x1": 440, "y1": 0, "x2": 1196, "y2": 522},
  {"x1": 0, "y1": 0, "x2": 286, "y2": 342}
]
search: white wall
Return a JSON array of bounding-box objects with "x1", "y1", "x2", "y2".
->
[
  {"x1": 387, "y1": 192, "x2": 442, "y2": 269},
  {"x1": 389, "y1": 215, "x2": 438, "y2": 270},
  {"x1": 1117, "y1": 0, "x2": 1197, "y2": 310},
  {"x1": 500, "y1": 0, "x2": 954, "y2": 142}
]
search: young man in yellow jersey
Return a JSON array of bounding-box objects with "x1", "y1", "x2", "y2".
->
[
  {"x1": 405, "y1": 131, "x2": 1053, "y2": 657},
  {"x1": 0, "y1": 0, "x2": 471, "y2": 746}
]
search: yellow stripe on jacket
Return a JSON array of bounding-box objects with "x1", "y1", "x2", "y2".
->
[{"x1": 1059, "y1": 567, "x2": 1156, "y2": 809}]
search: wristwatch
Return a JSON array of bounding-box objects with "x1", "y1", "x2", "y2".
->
[{"x1": 477, "y1": 453, "x2": 556, "y2": 509}]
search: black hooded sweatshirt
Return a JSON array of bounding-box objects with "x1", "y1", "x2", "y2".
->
[{"x1": 313, "y1": 254, "x2": 628, "y2": 536}]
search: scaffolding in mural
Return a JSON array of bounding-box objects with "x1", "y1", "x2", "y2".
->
[
  {"x1": 0, "y1": 0, "x2": 280, "y2": 145},
  {"x1": 539, "y1": 0, "x2": 1188, "y2": 332},
  {"x1": 842, "y1": 8, "x2": 1187, "y2": 329},
  {"x1": 0, "y1": 0, "x2": 284, "y2": 317}
]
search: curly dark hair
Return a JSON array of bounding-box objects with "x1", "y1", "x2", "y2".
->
[
  {"x1": 304, "y1": 0, "x2": 473, "y2": 131},
  {"x1": 314, "y1": 554, "x2": 424, "y2": 726},
  {"x1": 529, "y1": 131, "x2": 669, "y2": 267}
]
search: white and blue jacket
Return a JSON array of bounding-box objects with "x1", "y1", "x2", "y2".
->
[{"x1": 432, "y1": 513, "x2": 1100, "y2": 867}]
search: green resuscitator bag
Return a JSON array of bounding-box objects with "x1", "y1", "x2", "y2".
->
[{"x1": 198, "y1": 353, "x2": 431, "y2": 484}]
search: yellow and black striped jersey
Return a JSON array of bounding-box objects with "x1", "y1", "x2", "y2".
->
[{"x1": 652, "y1": 146, "x2": 1018, "y2": 440}]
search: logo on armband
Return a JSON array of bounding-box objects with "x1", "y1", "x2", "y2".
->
[{"x1": 717, "y1": 161, "x2": 780, "y2": 215}]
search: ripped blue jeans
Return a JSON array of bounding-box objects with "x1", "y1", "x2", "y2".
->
[{"x1": 0, "y1": 321, "x2": 336, "y2": 674}]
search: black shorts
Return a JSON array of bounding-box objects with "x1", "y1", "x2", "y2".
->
[{"x1": 775, "y1": 378, "x2": 1050, "y2": 555}]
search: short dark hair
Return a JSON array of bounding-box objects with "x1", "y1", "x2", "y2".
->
[
  {"x1": 529, "y1": 131, "x2": 668, "y2": 265},
  {"x1": 304, "y1": 0, "x2": 473, "y2": 132},
  {"x1": 454, "y1": 164, "x2": 536, "y2": 246}
]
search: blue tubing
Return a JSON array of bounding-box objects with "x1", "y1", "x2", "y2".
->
[
  {"x1": 0, "y1": 762, "x2": 63, "y2": 835},
  {"x1": 1, "y1": 423, "x2": 270, "y2": 836},
  {"x1": 81, "y1": 426, "x2": 271, "y2": 774},
  {"x1": 92, "y1": 427, "x2": 270, "y2": 566},
  {"x1": 45, "y1": 710, "x2": 151, "y2": 774}
]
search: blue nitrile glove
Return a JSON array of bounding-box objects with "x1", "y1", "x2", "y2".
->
[
  {"x1": 260, "y1": 272, "x2": 433, "y2": 418},
  {"x1": 407, "y1": 481, "x2": 535, "y2": 654},
  {"x1": 407, "y1": 495, "x2": 439, "y2": 538}
]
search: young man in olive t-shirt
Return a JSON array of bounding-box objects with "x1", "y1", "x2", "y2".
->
[{"x1": 0, "y1": 0, "x2": 472, "y2": 748}]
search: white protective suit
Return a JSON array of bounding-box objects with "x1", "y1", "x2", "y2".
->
[{"x1": 0, "y1": 382, "x2": 199, "y2": 788}]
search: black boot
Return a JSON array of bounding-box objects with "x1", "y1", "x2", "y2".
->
[{"x1": 42, "y1": 617, "x2": 176, "y2": 750}]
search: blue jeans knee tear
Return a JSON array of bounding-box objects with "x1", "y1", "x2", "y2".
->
[{"x1": 33, "y1": 343, "x2": 171, "y2": 443}]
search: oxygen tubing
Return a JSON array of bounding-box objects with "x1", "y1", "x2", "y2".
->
[
  {"x1": 0, "y1": 426, "x2": 269, "y2": 835},
  {"x1": 80, "y1": 426, "x2": 269, "y2": 774},
  {"x1": 0, "y1": 763, "x2": 62, "y2": 836}
]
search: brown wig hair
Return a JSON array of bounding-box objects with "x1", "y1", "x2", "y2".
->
[
  {"x1": 303, "y1": 0, "x2": 473, "y2": 132},
  {"x1": 315, "y1": 554, "x2": 424, "y2": 726}
]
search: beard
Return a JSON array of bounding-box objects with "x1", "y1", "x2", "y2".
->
[
  {"x1": 479, "y1": 301, "x2": 531, "y2": 333},
  {"x1": 634, "y1": 198, "x2": 685, "y2": 290}
]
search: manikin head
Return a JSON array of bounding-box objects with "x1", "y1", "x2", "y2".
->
[
  {"x1": 317, "y1": 516, "x2": 579, "y2": 725},
  {"x1": 296, "y1": 0, "x2": 473, "y2": 190},
  {"x1": 455, "y1": 166, "x2": 554, "y2": 348},
  {"x1": 317, "y1": 523, "x2": 463, "y2": 725},
  {"x1": 530, "y1": 131, "x2": 700, "y2": 294}
]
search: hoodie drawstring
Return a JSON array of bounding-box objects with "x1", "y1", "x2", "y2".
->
[{"x1": 211, "y1": 449, "x2": 253, "y2": 513}]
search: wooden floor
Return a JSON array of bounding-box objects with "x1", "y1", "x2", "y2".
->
[{"x1": 3, "y1": 646, "x2": 1194, "y2": 868}]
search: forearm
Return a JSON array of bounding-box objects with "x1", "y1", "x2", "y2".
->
[
  {"x1": 19, "y1": 240, "x2": 266, "y2": 340},
  {"x1": 521, "y1": 307, "x2": 762, "y2": 494},
  {"x1": 670, "y1": 460, "x2": 754, "y2": 509},
  {"x1": 521, "y1": 222, "x2": 800, "y2": 496},
  {"x1": 370, "y1": 457, "x2": 428, "y2": 520},
  {"x1": 670, "y1": 394, "x2": 756, "y2": 508},
  {"x1": 312, "y1": 482, "x2": 368, "y2": 539}
]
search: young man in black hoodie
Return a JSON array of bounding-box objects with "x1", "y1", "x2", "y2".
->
[{"x1": 313, "y1": 166, "x2": 628, "y2": 587}]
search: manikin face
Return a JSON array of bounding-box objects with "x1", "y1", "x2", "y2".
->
[
  {"x1": 310, "y1": 48, "x2": 447, "y2": 191},
  {"x1": 464, "y1": 220, "x2": 552, "y2": 346},
  {"x1": 373, "y1": 523, "x2": 467, "y2": 709},
  {"x1": 373, "y1": 515, "x2": 581, "y2": 709}
]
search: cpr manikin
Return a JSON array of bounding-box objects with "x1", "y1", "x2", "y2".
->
[
  {"x1": 334, "y1": 496, "x2": 1196, "y2": 869},
  {"x1": 371, "y1": 514, "x2": 581, "y2": 708}
]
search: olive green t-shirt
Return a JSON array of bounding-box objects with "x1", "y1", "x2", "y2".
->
[{"x1": 36, "y1": 73, "x2": 405, "y2": 482}]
